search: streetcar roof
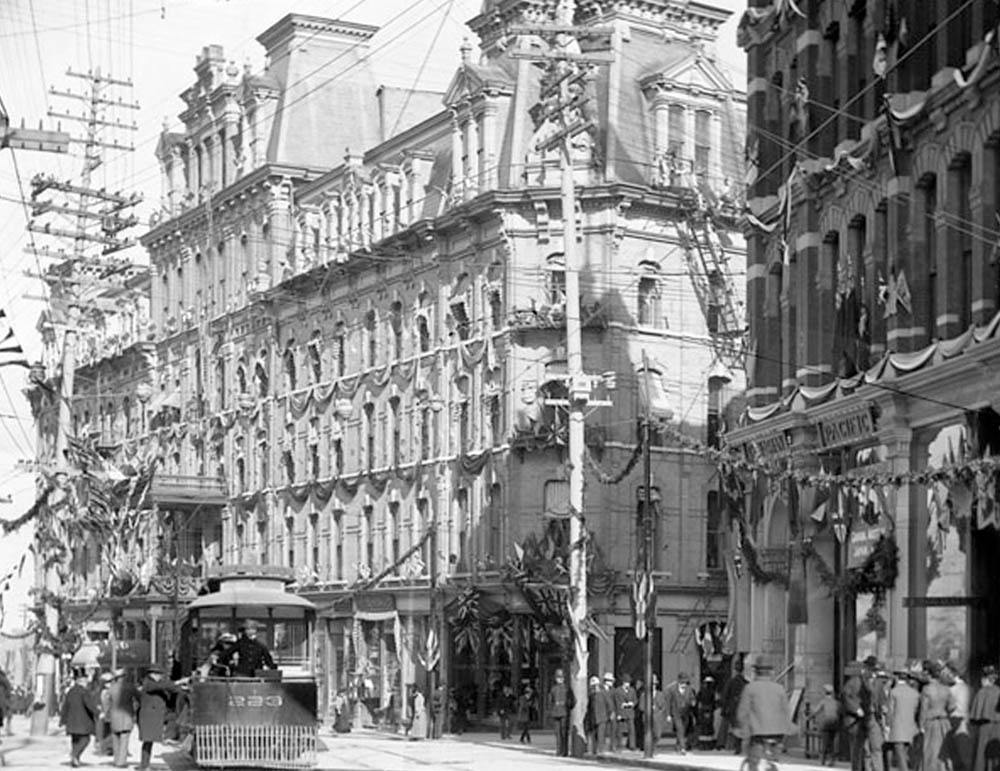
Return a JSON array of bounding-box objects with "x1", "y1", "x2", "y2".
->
[{"x1": 188, "y1": 583, "x2": 316, "y2": 613}]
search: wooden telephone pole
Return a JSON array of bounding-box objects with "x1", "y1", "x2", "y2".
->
[
  {"x1": 510, "y1": 11, "x2": 614, "y2": 757},
  {"x1": 27, "y1": 67, "x2": 139, "y2": 736}
]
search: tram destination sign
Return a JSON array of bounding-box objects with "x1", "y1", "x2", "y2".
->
[{"x1": 815, "y1": 405, "x2": 876, "y2": 449}]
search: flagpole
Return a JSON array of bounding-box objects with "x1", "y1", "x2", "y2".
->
[{"x1": 641, "y1": 351, "x2": 655, "y2": 759}]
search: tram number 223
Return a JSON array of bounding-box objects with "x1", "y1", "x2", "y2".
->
[{"x1": 229, "y1": 695, "x2": 284, "y2": 708}]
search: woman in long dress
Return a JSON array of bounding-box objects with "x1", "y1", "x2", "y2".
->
[
  {"x1": 922, "y1": 661, "x2": 953, "y2": 771},
  {"x1": 411, "y1": 687, "x2": 428, "y2": 741},
  {"x1": 971, "y1": 666, "x2": 1000, "y2": 771}
]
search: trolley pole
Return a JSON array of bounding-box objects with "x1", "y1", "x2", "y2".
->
[{"x1": 510, "y1": 13, "x2": 613, "y2": 757}]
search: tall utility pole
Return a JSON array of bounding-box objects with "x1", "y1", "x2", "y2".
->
[
  {"x1": 27, "y1": 67, "x2": 139, "y2": 736},
  {"x1": 639, "y1": 353, "x2": 655, "y2": 758},
  {"x1": 510, "y1": 12, "x2": 613, "y2": 757}
]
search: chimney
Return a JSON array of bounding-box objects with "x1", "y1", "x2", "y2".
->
[{"x1": 256, "y1": 14, "x2": 378, "y2": 73}]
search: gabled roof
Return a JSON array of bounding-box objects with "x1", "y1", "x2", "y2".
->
[
  {"x1": 443, "y1": 62, "x2": 514, "y2": 107},
  {"x1": 639, "y1": 48, "x2": 738, "y2": 96}
]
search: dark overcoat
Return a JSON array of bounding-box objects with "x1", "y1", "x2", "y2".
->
[
  {"x1": 61, "y1": 683, "x2": 98, "y2": 735},
  {"x1": 137, "y1": 675, "x2": 179, "y2": 742}
]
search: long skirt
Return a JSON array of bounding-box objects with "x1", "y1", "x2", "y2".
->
[
  {"x1": 924, "y1": 718, "x2": 951, "y2": 771},
  {"x1": 974, "y1": 722, "x2": 1000, "y2": 771}
]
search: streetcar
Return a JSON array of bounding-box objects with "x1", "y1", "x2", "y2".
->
[{"x1": 183, "y1": 565, "x2": 318, "y2": 770}]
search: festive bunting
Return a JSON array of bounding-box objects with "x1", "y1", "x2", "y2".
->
[
  {"x1": 954, "y1": 25, "x2": 997, "y2": 90},
  {"x1": 873, "y1": 33, "x2": 888, "y2": 78},
  {"x1": 0, "y1": 310, "x2": 29, "y2": 370}
]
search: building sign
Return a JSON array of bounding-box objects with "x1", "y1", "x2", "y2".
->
[
  {"x1": 746, "y1": 431, "x2": 791, "y2": 460},
  {"x1": 848, "y1": 524, "x2": 886, "y2": 568},
  {"x1": 903, "y1": 596, "x2": 983, "y2": 608},
  {"x1": 354, "y1": 592, "x2": 395, "y2": 614},
  {"x1": 816, "y1": 405, "x2": 876, "y2": 450}
]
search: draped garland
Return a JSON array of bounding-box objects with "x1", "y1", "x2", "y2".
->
[{"x1": 586, "y1": 431, "x2": 644, "y2": 484}]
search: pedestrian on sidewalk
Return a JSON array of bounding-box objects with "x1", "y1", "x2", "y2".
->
[
  {"x1": 666, "y1": 672, "x2": 697, "y2": 754},
  {"x1": 586, "y1": 675, "x2": 612, "y2": 756},
  {"x1": 61, "y1": 670, "x2": 98, "y2": 768},
  {"x1": 96, "y1": 671, "x2": 113, "y2": 757},
  {"x1": 944, "y1": 661, "x2": 973, "y2": 771},
  {"x1": 137, "y1": 664, "x2": 180, "y2": 771},
  {"x1": 548, "y1": 669, "x2": 572, "y2": 756},
  {"x1": 735, "y1": 656, "x2": 789, "y2": 757},
  {"x1": 813, "y1": 684, "x2": 841, "y2": 766},
  {"x1": 107, "y1": 668, "x2": 139, "y2": 768},
  {"x1": 886, "y1": 670, "x2": 921, "y2": 771},
  {"x1": 921, "y1": 660, "x2": 952, "y2": 771},
  {"x1": 431, "y1": 684, "x2": 445, "y2": 739},
  {"x1": 615, "y1": 673, "x2": 638, "y2": 751},
  {"x1": 517, "y1": 684, "x2": 535, "y2": 743},
  {"x1": 970, "y1": 665, "x2": 1000, "y2": 771},
  {"x1": 650, "y1": 674, "x2": 668, "y2": 755},
  {"x1": 719, "y1": 655, "x2": 749, "y2": 754},
  {"x1": 410, "y1": 686, "x2": 428, "y2": 741},
  {"x1": 498, "y1": 684, "x2": 515, "y2": 740},
  {"x1": 604, "y1": 673, "x2": 621, "y2": 751}
]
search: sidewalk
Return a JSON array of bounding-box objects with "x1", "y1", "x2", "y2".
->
[{"x1": 437, "y1": 729, "x2": 834, "y2": 771}]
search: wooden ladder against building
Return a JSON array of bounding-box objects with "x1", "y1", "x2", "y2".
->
[
  {"x1": 669, "y1": 592, "x2": 714, "y2": 654},
  {"x1": 679, "y1": 210, "x2": 747, "y2": 371}
]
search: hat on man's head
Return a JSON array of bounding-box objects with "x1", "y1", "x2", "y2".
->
[
  {"x1": 677, "y1": 671, "x2": 690, "y2": 683},
  {"x1": 113, "y1": 668, "x2": 127, "y2": 679},
  {"x1": 844, "y1": 661, "x2": 864, "y2": 676},
  {"x1": 554, "y1": 668, "x2": 565, "y2": 678},
  {"x1": 823, "y1": 684, "x2": 835, "y2": 694},
  {"x1": 100, "y1": 672, "x2": 113, "y2": 683},
  {"x1": 589, "y1": 676, "x2": 600, "y2": 687},
  {"x1": 244, "y1": 619, "x2": 260, "y2": 631},
  {"x1": 983, "y1": 665, "x2": 998, "y2": 679},
  {"x1": 603, "y1": 672, "x2": 614, "y2": 682},
  {"x1": 622, "y1": 672, "x2": 632, "y2": 683},
  {"x1": 751, "y1": 655, "x2": 773, "y2": 672},
  {"x1": 146, "y1": 664, "x2": 165, "y2": 675},
  {"x1": 863, "y1": 655, "x2": 881, "y2": 669}
]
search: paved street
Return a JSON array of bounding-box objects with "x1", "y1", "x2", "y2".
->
[{"x1": 0, "y1": 714, "x2": 833, "y2": 771}]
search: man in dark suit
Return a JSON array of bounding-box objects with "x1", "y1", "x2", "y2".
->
[
  {"x1": 225, "y1": 620, "x2": 276, "y2": 677},
  {"x1": 615, "y1": 673, "x2": 639, "y2": 751},
  {"x1": 666, "y1": 672, "x2": 698, "y2": 753},
  {"x1": 61, "y1": 670, "x2": 98, "y2": 767},
  {"x1": 548, "y1": 668, "x2": 572, "y2": 756}
]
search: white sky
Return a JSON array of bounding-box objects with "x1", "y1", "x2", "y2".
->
[{"x1": 0, "y1": 0, "x2": 744, "y2": 631}]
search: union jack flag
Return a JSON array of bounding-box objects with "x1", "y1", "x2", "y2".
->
[{"x1": 0, "y1": 310, "x2": 28, "y2": 370}]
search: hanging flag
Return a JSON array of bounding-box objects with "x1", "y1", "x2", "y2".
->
[
  {"x1": 418, "y1": 626, "x2": 441, "y2": 671},
  {"x1": 873, "y1": 33, "x2": 888, "y2": 78},
  {"x1": 0, "y1": 310, "x2": 29, "y2": 370},
  {"x1": 831, "y1": 488, "x2": 849, "y2": 543},
  {"x1": 882, "y1": 96, "x2": 902, "y2": 178},
  {"x1": 793, "y1": 77, "x2": 810, "y2": 136},
  {"x1": 631, "y1": 571, "x2": 655, "y2": 640},
  {"x1": 810, "y1": 490, "x2": 828, "y2": 523},
  {"x1": 975, "y1": 457, "x2": 999, "y2": 530}
]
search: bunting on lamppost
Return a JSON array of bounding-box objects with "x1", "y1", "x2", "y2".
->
[{"x1": 631, "y1": 571, "x2": 655, "y2": 640}]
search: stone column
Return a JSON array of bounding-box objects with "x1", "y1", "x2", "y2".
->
[
  {"x1": 683, "y1": 105, "x2": 696, "y2": 169},
  {"x1": 797, "y1": 229, "x2": 825, "y2": 386},
  {"x1": 451, "y1": 112, "x2": 463, "y2": 203},
  {"x1": 481, "y1": 101, "x2": 499, "y2": 192},
  {"x1": 887, "y1": 176, "x2": 916, "y2": 351},
  {"x1": 972, "y1": 144, "x2": 999, "y2": 324},
  {"x1": 879, "y1": 412, "x2": 914, "y2": 666},
  {"x1": 710, "y1": 111, "x2": 723, "y2": 186},
  {"x1": 937, "y1": 165, "x2": 966, "y2": 339},
  {"x1": 187, "y1": 139, "x2": 200, "y2": 204},
  {"x1": 466, "y1": 115, "x2": 479, "y2": 198}
]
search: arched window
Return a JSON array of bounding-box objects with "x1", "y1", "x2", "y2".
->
[
  {"x1": 637, "y1": 262, "x2": 663, "y2": 327},
  {"x1": 254, "y1": 354, "x2": 269, "y2": 398},
  {"x1": 283, "y1": 343, "x2": 297, "y2": 391},
  {"x1": 308, "y1": 331, "x2": 322, "y2": 382},
  {"x1": 546, "y1": 254, "x2": 566, "y2": 306},
  {"x1": 390, "y1": 302, "x2": 403, "y2": 360},
  {"x1": 365, "y1": 310, "x2": 377, "y2": 368},
  {"x1": 236, "y1": 363, "x2": 248, "y2": 396},
  {"x1": 417, "y1": 315, "x2": 431, "y2": 353},
  {"x1": 334, "y1": 321, "x2": 346, "y2": 377}
]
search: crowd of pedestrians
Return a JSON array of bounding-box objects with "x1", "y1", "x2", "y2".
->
[
  {"x1": 58, "y1": 664, "x2": 180, "y2": 769},
  {"x1": 802, "y1": 657, "x2": 1000, "y2": 771}
]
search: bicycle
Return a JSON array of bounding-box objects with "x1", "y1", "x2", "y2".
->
[{"x1": 740, "y1": 736, "x2": 782, "y2": 771}]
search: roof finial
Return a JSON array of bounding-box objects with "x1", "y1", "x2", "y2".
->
[{"x1": 460, "y1": 37, "x2": 472, "y2": 65}]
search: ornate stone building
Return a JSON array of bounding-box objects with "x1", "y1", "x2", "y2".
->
[
  {"x1": 730, "y1": 0, "x2": 1000, "y2": 709},
  {"x1": 38, "y1": 2, "x2": 747, "y2": 720}
]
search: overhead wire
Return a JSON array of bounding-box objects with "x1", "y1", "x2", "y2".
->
[{"x1": 751, "y1": 0, "x2": 978, "y2": 189}]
